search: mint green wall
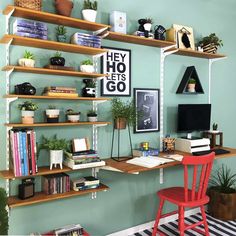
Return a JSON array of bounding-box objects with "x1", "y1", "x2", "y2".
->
[{"x1": 0, "y1": 0, "x2": 236, "y2": 235}]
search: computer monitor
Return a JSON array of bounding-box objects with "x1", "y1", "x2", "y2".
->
[{"x1": 177, "y1": 104, "x2": 211, "y2": 139}]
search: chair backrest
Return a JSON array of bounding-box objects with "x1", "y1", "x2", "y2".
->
[{"x1": 182, "y1": 152, "x2": 215, "y2": 202}]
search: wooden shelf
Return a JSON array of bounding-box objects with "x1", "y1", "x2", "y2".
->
[
  {"x1": 106, "y1": 31, "x2": 175, "y2": 48},
  {"x1": 3, "y1": 5, "x2": 110, "y2": 32},
  {"x1": 5, "y1": 94, "x2": 111, "y2": 101},
  {"x1": 2, "y1": 66, "x2": 107, "y2": 79},
  {"x1": 8, "y1": 183, "x2": 109, "y2": 208},
  {"x1": 0, "y1": 35, "x2": 108, "y2": 55}
]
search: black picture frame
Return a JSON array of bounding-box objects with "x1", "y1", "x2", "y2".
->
[
  {"x1": 101, "y1": 47, "x2": 131, "y2": 96},
  {"x1": 134, "y1": 88, "x2": 160, "y2": 133}
]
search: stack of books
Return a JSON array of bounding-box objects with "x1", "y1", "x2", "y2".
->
[
  {"x1": 42, "y1": 173, "x2": 70, "y2": 195},
  {"x1": 71, "y1": 32, "x2": 101, "y2": 48},
  {"x1": 9, "y1": 129, "x2": 38, "y2": 177},
  {"x1": 72, "y1": 176, "x2": 100, "y2": 191},
  {"x1": 13, "y1": 19, "x2": 48, "y2": 40},
  {"x1": 43, "y1": 86, "x2": 78, "y2": 97},
  {"x1": 132, "y1": 147, "x2": 159, "y2": 157}
]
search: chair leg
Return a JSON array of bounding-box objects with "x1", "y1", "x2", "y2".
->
[
  {"x1": 178, "y1": 206, "x2": 185, "y2": 236},
  {"x1": 152, "y1": 198, "x2": 165, "y2": 236},
  {"x1": 200, "y1": 206, "x2": 210, "y2": 236}
]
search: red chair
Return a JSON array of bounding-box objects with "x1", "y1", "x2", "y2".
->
[{"x1": 152, "y1": 153, "x2": 215, "y2": 236}]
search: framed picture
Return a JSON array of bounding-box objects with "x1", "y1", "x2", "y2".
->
[
  {"x1": 101, "y1": 47, "x2": 131, "y2": 96},
  {"x1": 134, "y1": 88, "x2": 160, "y2": 133}
]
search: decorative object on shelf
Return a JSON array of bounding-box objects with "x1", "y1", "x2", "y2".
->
[
  {"x1": 66, "y1": 109, "x2": 81, "y2": 122},
  {"x1": 154, "y1": 25, "x2": 166, "y2": 40},
  {"x1": 55, "y1": 0, "x2": 74, "y2": 17},
  {"x1": 87, "y1": 110, "x2": 98, "y2": 122},
  {"x1": 80, "y1": 59, "x2": 94, "y2": 73},
  {"x1": 165, "y1": 27, "x2": 176, "y2": 43},
  {"x1": 0, "y1": 188, "x2": 8, "y2": 235},
  {"x1": 140, "y1": 142, "x2": 149, "y2": 151},
  {"x1": 203, "y1": 131, "x2": 223, "y2": 149},
  {"x1": 18, "y1": 101, "x2": 39, "y2": 124},
  {"x1": 43, "y1": 86, "x2": 78, "y2": 97},
  {"x1": 162, "y1": 136, "x2": 176, "y2": 153},
  {"x1": 101, "y1": 47, "x2": 131, "y2": 96},
  {"x1": 72, "y1": 176, "x2": 100, "y2": 191},
  {"x1": 45, "y1": 105, "x2": 60, "y2": 123},
  {"x1": 82, "y1": 0, "x2": 98, "y2": 22},
  {"x1": 110, "y1": 11, "x2": 127, "y2": 34},
  {"x1": 50, "y1": 51, "x2": 65, "y2": 66},
  {"x1": 39, "y1": 135, "x2": 68, "y2": 170},
  {"x1": 198, "y1": 33, "x2": 223, "y2": 54},
  {"x1": 136, "y1": 18, "x2": 153, "y2": 38},
  {"x1": 212, "y1": 123, "x2": 219, "y2": 133},
  {"x1": 72, "y1": 137, "x2": 90, "y2": 152},
  {"x1": 134, "y1": 88, "x2": 160, "y2": 133},
  {"x1": 187, "y1": 78, "x2": 196, "y2": 93},
  {"x1": 15, "y1": 82, "x2": 36, "y2": 95},
  {"x1": 208, "y1": 165, "x2": 236, "y2": 220},
  {"x1": 71, "y1": 32, "x2": 101, "y2": 48},
  {"x1": 173, "y1": 24, "x2": 195, "y2": 50},
  {"x1": 143, "y1": 18, "x2": 153, "y2": 32},
  {"x1": 14, "y1": 0, "x2": 42, "y2": 11},
  {"x1": 82, "y1": 79, "x2": 96, "y2": 97},
  {"x1": 56, "y1": 25, "x2": 67, "y2": 43},
  {"x1": 18, "y1": 178, "x2": 35, "y2": 200},
  {"x1": 18, "y1": 50, "x2": 35, "y2": 68},
  {"x1": 176, "y1": 66, "x2": 204, "y2": 94}
]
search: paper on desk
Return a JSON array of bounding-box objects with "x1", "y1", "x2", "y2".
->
[{"x1": 164, "y1": 154, "x2": 183, "y2": 161}]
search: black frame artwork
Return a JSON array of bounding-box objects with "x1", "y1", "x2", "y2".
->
[
  {"x1": 134, "y1": 88, "x2": 160, "y2": 133},
  {"x1": 101, "y1": 47, "x2": 131, "y2": 96}
]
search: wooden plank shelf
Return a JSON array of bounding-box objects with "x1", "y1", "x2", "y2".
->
[
  {"x1": 0, "y1": 35, "x2": 108, "y2": 55},
  {"x1": 5, "y1": 94, "x2": 111, "y2": 101},
  {"x1": 106, "y1": 31, "x2": 175, "y2": 48},
  {"x1": 3, "y1": 5, "x2": 110, "y2": 32},
  {"x1": 2, "y1": 66, "x2": 107, "y2": 79},
  {"x1": 6, "y1": 121, "x2": 111, "y2": 128},
  {"x1": 8, "y1": 183, "x2": 109, "y2": 208}
]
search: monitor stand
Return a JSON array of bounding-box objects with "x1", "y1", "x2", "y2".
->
[{"x1": 181, "y1": 133, "x2": 201, "y2": 140}]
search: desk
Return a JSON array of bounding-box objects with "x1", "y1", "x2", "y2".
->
[{"x1": 102, "y1": 147, "x2": 236, "y2": 174}]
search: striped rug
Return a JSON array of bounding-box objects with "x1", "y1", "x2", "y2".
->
[{"x1": 131, "y1": 213, "x2": 236, "y2": 236}]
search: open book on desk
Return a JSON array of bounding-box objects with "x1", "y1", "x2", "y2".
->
[{"x1": 126, "y1": 156, "x2": 175, "y2": 168}]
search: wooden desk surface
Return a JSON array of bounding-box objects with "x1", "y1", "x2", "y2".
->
[{"x1": 103, "y1": 147, "x2": 236, "y2": 174}]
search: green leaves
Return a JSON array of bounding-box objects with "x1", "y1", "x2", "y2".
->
[
  {"x1": 23, "y1": 50, "x2": 34, "y2": 59},
  {"x1": 39, "y1": 135, "x2": 69, "y2": 151},
  {"x1": 0, "y1": 188, "x2": 9, "y2": 235},
  {"x1": 56, "y1": 25, "x2": 67, "y2": 35},
  {"x1": 199, "y1": 33, "x2": 223, "y2": 48},
  {"x1": 53, "y1": 51, "x2": 62, "y2": 58},
  {"x1": 18, "y1": 101, "x2": 38, "y2": 111},
  {"x1": 81, "y1": 59, "x2": 93, "y2": 65},
  {"x1": 83, "y1": 0, "x2": 97, "y2": 10}
]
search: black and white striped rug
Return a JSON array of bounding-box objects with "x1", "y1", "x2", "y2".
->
[{"x1": 131, "y1": 213, "x2": 236, "y2": 236}]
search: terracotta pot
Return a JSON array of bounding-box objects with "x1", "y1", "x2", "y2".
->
[
  {"x1": 114, "y1": 118, "x2": 127, "y2": 129},
  {"x1": 21, "y1": 110, "x2": 34, "y2": 124},
  {"x1": 55, "y1": 0, "x2": 73, "y2": 17}
]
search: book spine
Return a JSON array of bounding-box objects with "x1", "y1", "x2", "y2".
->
[
  {"x1": 19, "y1": 131, "x2": 25, "y2": 176},
  {"x1": 46, "y1": 86, "x2": 77, "y2": 91},
  {"x1": 16, "y1": 131, "x2": 22, "y2": 176},
  {"x1": 32, "y1": 131, "x2": 38, "y2": 173},
  {"x1": 22, "y1": 132, "x2": 28, "y2": 176},
  {"x1": 26, "y1": 131, "x2": 32, "y2": 175},
  {"x1": 13, "y1": 131, "x2": 20, "y2": 177},
  {"x1": 9, "y1": 130, "x2": 17, "y2": 176}
]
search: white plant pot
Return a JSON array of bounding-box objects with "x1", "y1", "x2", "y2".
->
[
  {"x1": 21, "y1": 110, "x2": 34, "y2": 124},
  {"x1": 18, "y1": 58, "x2": 35, "y2": 67},
  {"x1": 67, "y1": 114, "x2": 80, "y2": 122},
  {"x1": 80, "y1": 65, "x2": 95, "y2": 73},
  {"x1": 50, "y1": 150, "x2": 63, "y2": 170},
  {"x1": 88, "y1": 116, "x2": 98, "y2": 122},
  {"x1": 46, "y1": 109, "x2": 60, "y2": 116},
  {"x1": 144, "y1": 23, "x2": 152, "y2": 31},
  {"x1": 82, "y1": 9, "x2": 97, "y2": 22}
]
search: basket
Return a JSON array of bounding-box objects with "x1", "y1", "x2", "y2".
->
[{"x1": 14, "y1": 0, "x2": 42, "y2": 11}]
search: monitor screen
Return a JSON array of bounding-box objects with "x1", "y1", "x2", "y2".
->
[{"x1": 177, "y1": 104, "x2": 211, "y2": 132}]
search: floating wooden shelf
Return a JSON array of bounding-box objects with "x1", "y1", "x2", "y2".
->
[
  {"x1": 0, "y1": 35, "x2": 108, "y2": 55},
  {"x1": 106, "y1": 31, "x2": 175, "y2": 48},
  {"x1": 3, "y1": 5, "x2": 110, "y2": 32},
  {"x1": 5, "y1": 94, "x2": 111, "y2": 101},
  {"x1": 8, "y1": 183, "x2": 109, "y2": 208},
  {"x1": 2, "y1": 66, "x2": 107, "y2": 79}
]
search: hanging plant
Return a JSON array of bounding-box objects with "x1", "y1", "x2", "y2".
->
[{"x1": 0, "y1": 188, "x2": 9, "y2": 235}]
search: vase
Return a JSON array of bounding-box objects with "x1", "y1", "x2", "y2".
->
[
  {"x1": 18, "y1": 58, "x2": 35, "y2": 67},
  {"x1": 114, "y1": 118, "x2": 127, "y2": 129},
  {"x1": 45, "y1": 109, "x2": 60, "y2": 123},
  {"x1": 55, "y1": 0, "x2": 73, "y2": 17},
  {"x1": 57, "y1": 35, "x2": 67, "y2": 43},
  {"x1": 82, "y1": 9, "x2": 97, "y2": 22},
  {"x1": 50, "y1": 57, "x2": 65, "y2": 66},
  {"x1": 187, "y1": 84, "x2": 195, "y2": 93},
  {"x1": 21, "y1": 110, "x2": 34, "y2": 124}
]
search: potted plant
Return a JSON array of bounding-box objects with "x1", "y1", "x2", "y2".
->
[
  {"x1": 187, "y1": 78, "x2": 196, "y2": 92},
  {"x1": 55, "y1": 0, "x2": 74, "y2": 17},
  {"x1": 82, "y1": 79, "x2": 96, "y2": 97},
  {"x1": 50, "y1": 51, "x2": 65, "y2": 66},
  {"x1": 208, "y1": 165, "x2": 236, "y2": 220},
  {"x1": 56, "y1": 25, "x2": 67, "y2": 43},
  {"x1": 212, "y1": 122, "x2": 219, "y2": 133},
  {"x1": 0, "y1": 188, "x2": 8, "y2": 235},
  {"x1": 66, "y1": 109, "x2": 81, "y2": 122},
  {"x1": 143, "y1": 18, "x2": 153, "y2": 31},
  {"x1": 80, "y1": 59, "x2": 94, "y2": 73},
  {"x1": 39, "y1": 135, "x2": 68, "y2": 170},
  {"x1": 87, "y1": 110, "x2": 98, "y2": 122},
  {"x1": 82, "y1": 0, "x2": 98, "y2": 22},
  {"x1": 18, "y1": 101, "x2": 39, "y2": 124},
  {"x1": 18, "y1": 50, "x2": 35, "y2": 68},
  {"x1": 45, "y1": 105, "x2": 60, "y2": 123}
]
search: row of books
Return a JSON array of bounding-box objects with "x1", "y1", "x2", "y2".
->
[
  {"x1": 132, "y1": 148, "x2": 159, "y2": 157},
  {"x1": 71, "y1": 32, "x2": 101, "y2": 48},
  {"x1": 9, "y1": 129, "x2": 38, "y2": 177},
  {"x1": 72, "y1": 176, "x2": 100, "y2": 191},
  {"x1": 42, "y1": 173, "x2": 70, "y2": 195},
  {"x1": 43, "y1": 86, "x2": 78, "y2": 97}
]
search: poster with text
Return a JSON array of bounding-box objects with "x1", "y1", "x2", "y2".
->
[{"x1": 101, "y1": 47, "x2": 131, "y2": 96}]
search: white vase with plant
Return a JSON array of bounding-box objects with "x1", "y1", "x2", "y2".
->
[
  {"x1": 66, "y1": 109, "x2": 81, "y2": 122},
  {"x1": 18, "y1": 50, "x2": 35, "y2": 67},
  {"x1": 80, "y1": 59, "x2": 94, "y2": 73},
  {"x1": 187, "y1": 78, "x2": 196, "y2": 93},
  {"x1": 45, "y1": 105, "x2": 60, "y2": 123},
  {"x1": 18, "y1": 101, "x2": 39, "y2": 124},
  {"x1": 82, "y1": 0, "x2": 98, "y2": 22},
  {"x1": 87, "y1": 110, "x2": 98, "y2": 122}
]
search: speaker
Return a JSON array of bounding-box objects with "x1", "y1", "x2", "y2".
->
[{"x1": 18, "y1": 178, "x2": 35, "y2": 200}]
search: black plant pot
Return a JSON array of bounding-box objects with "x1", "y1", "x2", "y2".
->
[
  {"x1": 46, "y1": 117, "x2": 59, "y2": 123},
  {"x1": 50, "y1": 57, "x2": 65, "y2": 66}
]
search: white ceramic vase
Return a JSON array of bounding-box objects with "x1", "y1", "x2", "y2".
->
[
  {"x1": 50, "y1": 150, "x2": 63, "y2": 170},
  {"x1": 67, "y1": 114, "x2": 80, "y2": 122},
  {"x1": 88, "y1": 116, "x2": 98, "y2": 122},
  {"x1": 82, "y1": 9, "x2": 97, "y2": 22},
  {"x1": 144, "y1": 23, "x2": 152, "y2": 31},
  {"x1": 80, "y1": 65, "x2": 95, "y2": 73},
  {"x1": 18, "y1": 58, "x2": 35, "y2": 67},
  {"x1": 21, "y1": 110, "x2": 34, "y2": 124}
]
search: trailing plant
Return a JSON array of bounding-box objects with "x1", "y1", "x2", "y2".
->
[
  {"x1": 87, "y1": 110, "x2": 97, "y2": 116},
  {"x1": 81, "y1": 59, "x2": 93, "y2": 65},
  {"x1": 209, "y1": 165, "x2": 236, "y2": 194},
  {"x1": 53, "y1": 51, "x2": 62, "y2": 58},
  {"x1": 213, "y1": 123, "x2": 218, "y2": 131},
  {"x1": 66, "y1": 109, "x2": 81, "y2": 115},
  {"x1": 198, "y1": 33, "x2": 223, "y2": 47},
  {"x1": 56, "y1": 25, "x2": 67, "y2": 35},
  {"x1": 18, "y1": 101, "x2": 38, "y2": 111},
  {"x1": 0, "y1": 188, "x2": 8, "y2": 235},
  {"x1": 83, "y1": 0, "x2": 97, "y2": 10},
  {"x1": 39, "y1": 135, "x2": 69, "y2": 151},
  {"x1": 85, "y1": 79, "x2": 96, "y2": 88},
  {"x1": 23, "y1": 50, "x2": 34, "y2": 60},
  {"x1": 188, "y1": 78, "x2": 196, "y2": 84},
  {"x1": 145, "y1": 18, "x2": 153, "y2": 24}
]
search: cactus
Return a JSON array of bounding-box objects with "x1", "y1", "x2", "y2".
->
[
  {"x1": 213, "y1": 123, "x2": 218, "y2": 130},
  {"x1": 83, "y1": 0, "x2": 97, "y2": 10}
]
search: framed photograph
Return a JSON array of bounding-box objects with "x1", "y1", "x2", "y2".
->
[
  {"x1": 101, "y1": 47, "x2": 131, "y2": 96},
  {"x1": 134, "y1": 88, "x2": 160, "y2": 133}
]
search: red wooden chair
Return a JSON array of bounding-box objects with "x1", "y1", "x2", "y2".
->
[{"x1": 152, "y1": 152, "x2": 215, "y2": 236}]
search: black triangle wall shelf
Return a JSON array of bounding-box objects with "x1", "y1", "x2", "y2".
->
[{"x1": 176, "y1": 66, "x2": 204, "y2": 94}]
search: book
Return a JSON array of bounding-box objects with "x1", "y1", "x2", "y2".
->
[
  {"x1": 72, "y1": 176, "x2": 100, "y2": 188},
  {"x1": 43, "y1": 92, "x2": 78, "y2": 97},
  {"x1": 133, "y1": 148, "x2": 159, "y2": 157},
  {"x1": 21, "y1": 132, "x2": 28, "y2": 176},
  {"x1": 45, "y1": 86, "x2": 77, "y2": 91},
  {"x1": 63, "y1": 159, "x2": 105, "y2": 170},
  {"x1": 73, "y1": 183, "x2": 100, "y2": 191}
]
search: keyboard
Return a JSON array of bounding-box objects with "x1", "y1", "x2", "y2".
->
[{"x1": 192, "y1": 148, "x2": 230, "y2": 156}]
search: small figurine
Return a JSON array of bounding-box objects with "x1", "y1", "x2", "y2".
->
[
  {"x1": 82, "y1": 79, "x2": 96, "y2": 97},
  {"x1": 154, "y1": 25, "x2": 166, "y2": 40},
  {"x1": 163, "y1": 136, "x2": 176, "y2": 153}
]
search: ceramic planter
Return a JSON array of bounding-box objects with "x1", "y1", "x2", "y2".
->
[
  {"x1": 82, "y1": 9, "x2": 97, "y2": 22},
  {"x1": 80, "y1": 65, "x2": 95, "y2": 73},
  {"x1": 50, "y1": 150, "x2": 63, "y2": 170},
  {"x1": 50, "y1": 57, "x2": 65, "y2": 66},
  {"x1": 55, "y1": 0, "x2": 74, "y2": 17},
  {"x1": 114, "y1": 118, "x2": 127, "y2": 129},
  {"x1": 57, "y1": 35, "x2": 67, "y2": 43},
  {"x1": 67, "y1": 114, "x2": 80, "y2": 122},
  {"x1": 46, "y1": 109, "x2": 60, "y2": 123},
  {"x1": 143, "y1": 23, "x2": 152, "y2": 31},
  {"x1": 187, "y1": 84, "x2": 196, "y2": 93},
  {"x1": 87, "y1": 115, "x2": 97, "y2": 122},
  {"x1": 18, "y1": 58, "x2": 35, "y2": 67},
  {"x1": 21, "y1": 110, "x2": 34, "y2": 124}
]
